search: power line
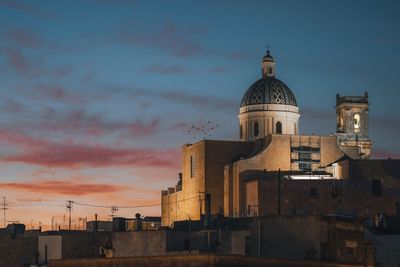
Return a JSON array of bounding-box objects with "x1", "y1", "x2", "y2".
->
[{"x1": 71, "y1": 196, "x2": 200, "y2": 210}]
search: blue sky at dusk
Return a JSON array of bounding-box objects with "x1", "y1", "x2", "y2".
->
[{"x1": 0, "y1": 0, "x2": 399, "y2": 228}]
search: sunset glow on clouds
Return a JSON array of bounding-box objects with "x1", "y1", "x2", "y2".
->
[{"x1": 0, "y1": 0, "x2": 399, "y2": 228}]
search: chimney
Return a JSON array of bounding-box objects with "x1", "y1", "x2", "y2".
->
[
  {"x1": 134, "y1": 213, "x2": 142, "y2": 231},
  {"x1": 94, "y1": 213, "x2": 98, "y2": 232}
]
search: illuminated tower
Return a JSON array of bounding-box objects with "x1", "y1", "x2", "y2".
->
[{"x1": 335, "y1": 92, "x2": 372, "y2": 159}]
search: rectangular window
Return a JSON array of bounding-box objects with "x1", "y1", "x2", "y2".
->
[
  {"x1": 299, "y1": 162, "x2": 312, "y2": 172},
  {"x1": 372, "y1": 179, "x2": 382, "y2": 197},
  {"x1": 345, "y1": 240, "x2": 357, "y2": 257},
  {"x1": 346, "y1": 246, "x2": 355, "y2": 257},
  {"x1": 190, "y1": 155, "x2": 195, "y2": 178}
]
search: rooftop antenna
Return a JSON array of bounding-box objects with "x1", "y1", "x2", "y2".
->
[
  {"x1": 110, "y1": 206, "x2": 119, "y2": 218},
  {"x1": 1, "y1": 197, "x2": 8, "y2": 228},
  {"x1": 66, "y1": 200, "x2": 73, "y2": 230}
]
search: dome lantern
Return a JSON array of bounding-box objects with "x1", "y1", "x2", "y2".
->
[{"x1": 262, "y1": 49, "x2": 275, "y2": 78}]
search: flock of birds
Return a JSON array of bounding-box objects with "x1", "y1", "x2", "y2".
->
[{"x1": 181, "y1": 121, "x2": 218, "y2": 139}]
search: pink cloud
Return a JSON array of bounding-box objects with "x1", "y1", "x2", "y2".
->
[
  {"x1": 120, "y1": 21, "x2": 203, "y2": 58},
  {"x1": 16, "y1": 84, "x2": 104, "y2": 104},
  {"x1": 2, "y1": 98, "x2": 26, "y2": 113},
  {"x1": 3, "y1": 47, "x2": 32, "y2": 76},
  {"x1": 143, "y1": 64, "x2": 187, "y2": 74},
  {"x1": 159, "y1": 90, "x2": 236, "y2": 109},
  {"x1": 1, "y1": 47, "x2": 46, "y2": 78},
  {"x1": 0, "y1": 130, "x2": 180, "y2": 168},
  {"x1": 208, "y1": 67, "x2": 226, "y2": 74},
  {"x1": 36, "y1": 109, "x2": 160, "y2": 138},
  {"x1": 7, "y1": 29, "x2": 42, "y2": 48},
  {"x1": 52, "y1": 65, "x2": 74, "y2": 77},
  {"x1": 80, "y1": 72, "x2": 95, "y2": 83}
]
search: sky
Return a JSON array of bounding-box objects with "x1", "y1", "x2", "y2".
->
[{"x1": 0, "y1": 0, "x2": 399, "y2": 229}]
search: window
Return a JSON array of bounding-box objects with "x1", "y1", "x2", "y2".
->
[
  {"x1": 299, "y1": 162, "x2": 312, "y2": 172},
  {"x1": 190, "y1": 155, "x2": 195, "y2": 178},
  {"x1": 372, "y1": 179, "x2": 382, "y2": 197},
  {"x1": 346, "y1": 246, "x2": 356, "y2": 257},
  {"x1": 353, "y1": 113, "x2": 360, "y2": 133},
  {"x1": 268, "y1": 68, "x2": 272, "y2": 74},
  {"x1": 345, "y1": 240, "x2": 357, "y2": 257},
  {"x1": 299, "y1": 152, "x2": 311, "y2": 160},
  {"x1": 254, "y1": 122, "x2": 259, "y2": 137},
  {"x1": 240, "y1": 125, "x2": 243, "y2": 139},
  {"x1": 291, "y1": 145, "x2": 320, "y2": 172},
  {"x1": 276, "y1": 121, "x2": 282, "y2": 134}
]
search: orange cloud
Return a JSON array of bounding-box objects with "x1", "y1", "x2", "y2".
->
[{"x1": 0, "y1": 180, "x2": 125, "y2": 196}]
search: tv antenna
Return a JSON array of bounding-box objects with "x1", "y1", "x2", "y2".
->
[
  {"x1": 66, "y1": 200, "x2": 73, "y2": 230},
  {"x1": 110, "y1": 206, "x2": 119, "y2": 218},
  {"x1": 1, "y1": 197, "x2": 8, "y2": 228}
]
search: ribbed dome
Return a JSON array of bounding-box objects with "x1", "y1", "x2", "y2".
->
[{"x1": 240, "y1": 76, "x2": 297, "y2": 107}]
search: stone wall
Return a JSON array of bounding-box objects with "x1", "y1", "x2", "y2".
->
[
  {"x1": 112, "y1": 231, "x2": 166, "y2": 257},
  {"x1": 49, "y1": 254, "x2": 365, "y2": 267},
  {"x1": 162, "y1": 140, "x2": 255, "y2": 226},
  {"x1": 0, "y1": 232, "x2": 39, "y2": 267},
  {"x1": 227, "y1": 135, "x2": 345, "y2": 217}
]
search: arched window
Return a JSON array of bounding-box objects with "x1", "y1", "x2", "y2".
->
[
  {"x1": 254, "y1": 122, "x2": 259, "y2": 137},
  {"x1": 240, "y1": 125, "x2": 243, "y2": 139},
  {"x1": 276, "y1": 121, "x2": 282, "y2": 134},
  {"x1": 353, "y1": 113, "x2": 361, "y2": 133}
]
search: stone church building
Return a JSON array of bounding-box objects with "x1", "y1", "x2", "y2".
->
[{"x1": 161, "y1": 50, "x2": 397, "y2": 227}]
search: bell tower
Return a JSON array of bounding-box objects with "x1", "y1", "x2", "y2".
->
[
  {"x1": 335, "y1": 92, "x2": 372, "y2": 159},
  {"x1": 262, "y1": 49, "x2": 275, "y2": 78}
]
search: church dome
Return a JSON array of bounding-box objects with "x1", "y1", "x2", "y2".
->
[{"x1": 240, "y1": 76, "x2": 297, "y2": 107}]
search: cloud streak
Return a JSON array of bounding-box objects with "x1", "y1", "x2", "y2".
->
[
  {"x1": 6, "y1": 28, "x2": 43, "y2": 49},
  {"x1": 0, "y1": 180, "x2": 125, "y2": 196},
  {"x1": 143, "y1": 64, "x2": 187, "y2": 75},
  {"x1": 0, "y1": 0, "x2": 54, "y2": 19},
  {"x1": 0, "y1": 130, "x2": 180, "y2": 168},
  {"x1": 27, "y1": 108, "x2": 160, "y2": 139},
  {"x1": 2, "y1": 47, "x2": 38, "y2": 77},
  {"x1": 119, "y1": 21, "x2": 203, "y2": 58}
]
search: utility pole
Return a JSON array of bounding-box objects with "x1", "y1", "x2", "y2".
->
[
  {"x1": 66, "y1": 201, "x2": 73, "y2": 230},
  {"x1": 1, "y1": 197, "x2": 8, "y2": 228}
]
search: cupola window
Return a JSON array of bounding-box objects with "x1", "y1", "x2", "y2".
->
[
  {"x1": 254, "y1": 122, "x2": 259, "y2": 137},
  {"x1": 276, "y1": 121, "x2": 282, "y2": 134}
]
